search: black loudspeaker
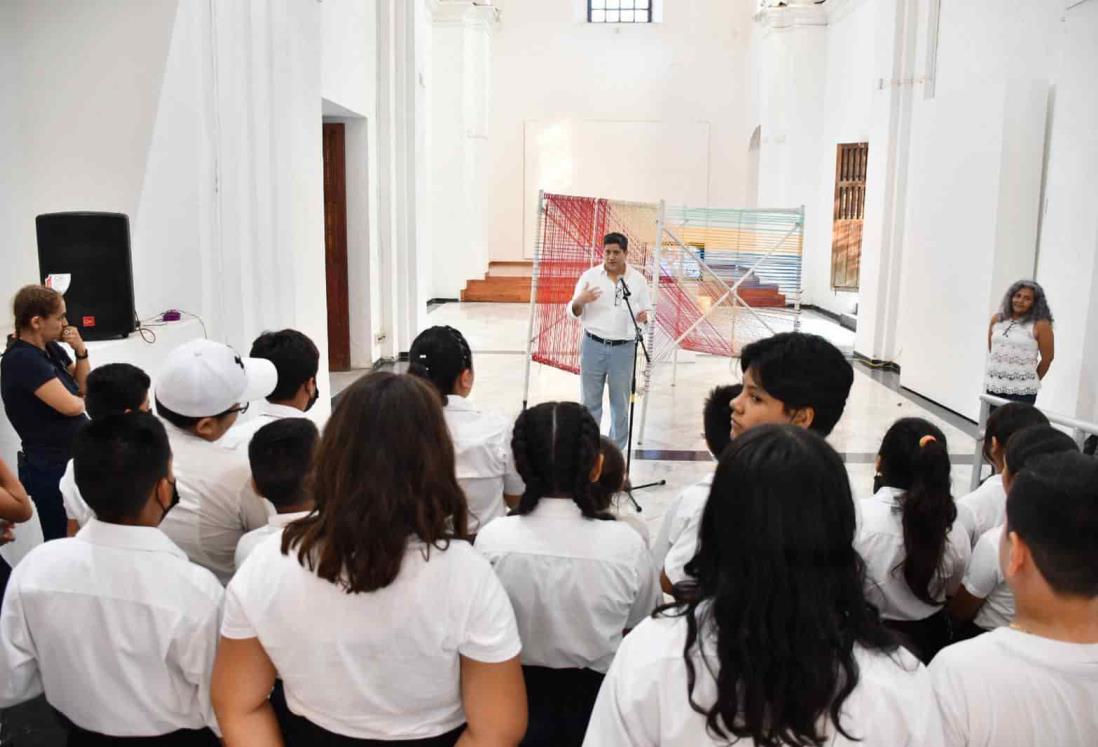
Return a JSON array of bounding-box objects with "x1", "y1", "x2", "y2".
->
[{"x1": 36, "y1": 212, "x2": 137, "y2": 341}]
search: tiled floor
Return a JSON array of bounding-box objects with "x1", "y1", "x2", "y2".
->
[{"x1": 378, "y1": 302, "x2": 983, "y2": 539}]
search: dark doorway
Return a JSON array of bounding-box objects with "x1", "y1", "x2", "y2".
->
[{"x1": 323, "y1": 122, "x2": 351, "y2": 371}]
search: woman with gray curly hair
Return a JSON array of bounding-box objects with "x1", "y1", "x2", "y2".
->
[{"x1": 985, "y1": 280, "x2": 1055, "y2": 404}]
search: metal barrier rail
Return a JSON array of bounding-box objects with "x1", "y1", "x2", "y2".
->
[{"x1": 970, "y1": 393, "x2": 1098, "y2": 491}]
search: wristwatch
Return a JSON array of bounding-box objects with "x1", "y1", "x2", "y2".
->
[{"x1": 74, "y1": 350, "x2": 89, "y2": 360}]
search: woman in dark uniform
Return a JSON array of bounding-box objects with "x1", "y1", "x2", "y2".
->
[{"x1": 1, "y1": 285, "x2": 89, "y2": 540}]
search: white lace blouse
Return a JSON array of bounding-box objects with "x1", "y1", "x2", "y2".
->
[{"x1": 985, "y1": 318, "x2": 1040, "y2": 396}]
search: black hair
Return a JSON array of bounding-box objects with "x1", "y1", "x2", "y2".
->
[
  {"x1": 591, "y1": 436, "x2": 625, "y2": 512},
  {"x1": 155, "y1": 397, "x2": 238, "y2": 431},
  {"x1": 73, "y1": 412, "x2": 171, "y2": 523},
  {"x1": 1004, "y1": 425, "x2": 1079, "y2": 475},
  {"x1": 85, "y1": 363, "x2": 151, "y2": 420},
  {"x1": 408, "y1": 326, "x2": 473, "y2": 405},
  {"x1": 603, "y1": 232, "x2": 628, "y2": 252},
  {"x1": 1007, "y1": 451, "x2": 1098, "y2": 596},
  {"x1": 703, "y1": 384, "x2": 741, "y2": 457},
  {"x1": 984, "y1": 402, "x2": 1049, "y2": 464},
  {"x1": 248, "y1": 418, "x2": 319, "y2": 509},
  {"x1": 739, "y1": 332, "x2": 853, "y2": 436},
  {"x1": 510, "y1": 402, "x2": 612, "y2": 520},
  {"x1": 250, "y1": 329, "x2": 320, "y2": 402},
  {"x1": 876, "y1": 418, "x2": 955, "y2": 606},
  {"x1": 670, "y1": 425, "x2": 895, "y2": 746}
]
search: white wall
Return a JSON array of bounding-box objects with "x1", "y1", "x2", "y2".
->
[
  {"x1": 486, "y1": 0, "x2": 757, "y2": 262},
  {"x1": 1035, "y1": 0, "x2": 1098, "y2": 421}
]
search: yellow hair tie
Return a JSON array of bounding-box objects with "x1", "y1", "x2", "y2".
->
[{"x1": 919, "y1": 434, "x2": 938, "y2": 448}]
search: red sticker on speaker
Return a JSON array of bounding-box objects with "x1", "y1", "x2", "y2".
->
[{"x1": 83, "y1": 316, "x2": 96, "y2": 327}]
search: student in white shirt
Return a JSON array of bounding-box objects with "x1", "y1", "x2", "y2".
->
[
  {"x1": 220, "y1": 329, "x2": 322, "y2": 452},
  {"x1": 592, "y1": 436, "x2": 650, "y2": 545},
  {"x1": 653, "y1": 384, "x2": 740, "y2": 594},
  {"x1": 234, "y1": 418, "x2": 318, "y2": 570},
  {"x1": 0, "y1": 413, "x2": 223, "y2": 745},
  {"x1": 212, "y1": 372, "x2": 526, "y2": 746},
  {"x1": 475, "y1": 401, "x2": 659, "y2": 747},
  {"x1": 155, "y1": 339, "x2": 278, "y2": 584},
  {"x1": 0, "y1": 457, "x2": 32, "y2": 547},
  {"x1": 408, "y1": 325, "x2": 523, "y2": 534},
  {"x1": 59, "y1": 362, "x2": 152, "y2": 535},
  {"x1": 585, "y1": 425, "x2": 945, "y2": 747},
  {"x1": 956, "y1": 402, "x2": 1048, "y2": 545},
  {"x1": 567, "y1": 232, "x2": 652, "y2": 451},
  {"x1": 930, "y1": 451, "x2": 1098, "y2": 747},
  {"x1": 949, "y1": 425, "x2": 1079, "y2": 636},
  {"x1": 856, "y1": 418, "x2": 970, "y2": 663}
]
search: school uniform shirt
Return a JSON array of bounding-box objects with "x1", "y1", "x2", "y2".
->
[
  {"x1": 855, "y1": 487, "x2": 971, "y2": 621},
  {"x1": 217, "y1": 401, "x2": 309, "y2": 452},
  {"x1": 59, "y1": 458, "x2": 94, "y2": 528},
  {"x1": 474, "y1": 499, "x2": 661, "y2": 673},
  {"x1": 929, "y1": 627, "x2": 1098, "y2": 747},
  {"x1": 955, "y1": 474, "x2": 1006, "y2": 546},
  {"x1": 234, "y1": 510, "x2": 311, "y2": 570},
  {"x1": 566, "y1": 264, "x2": 653, "y2": 341},
  {"x1": 962, "y1": 525, "x2": 1014, "y2": 630},
  {"x1": 0, "y1": 519, "x2": 223, "y2": 736},
  {"x1": 653, "y1": 474, "x2": 713, "y2": 586},
  {"x1": 158, "y1": 421, "x2": 272, "y2": 584},
  {"x1": 583, "y1": 607, "x2": 945, "y2": 746},
  {"x1": 443, "y1": 396, "x2": 524, "y2": 533},
  {"x1": 223, "y1": 534, "x2": 520, "y2": 740}
]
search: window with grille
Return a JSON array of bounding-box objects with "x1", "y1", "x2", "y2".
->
[
  {"x1": 831, "y1": 143, "x2": 868, "y2": 291},
  {"x1": 588, "y1": 0, "x2": 653, "y2": 24}
]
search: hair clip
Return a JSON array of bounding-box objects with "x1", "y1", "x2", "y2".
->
[{"x1": 918, "y1": 434, "x2": 937, "y2": 448}]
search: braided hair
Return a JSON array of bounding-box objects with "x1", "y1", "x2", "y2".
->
[
  {"x1": 407, "y1": 326, "x2": 473, "y2": 405},
  {"x1": 510, "y1": 402, "x2": 614, "y2": 520}
]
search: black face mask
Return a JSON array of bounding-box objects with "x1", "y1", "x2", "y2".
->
[
  {"x1": 160, "y1": 479, "x2": 181, "y2": 522},
  {"x1": 872, "y1": 473, "x2": 883, "y2": 494},
  {"x1": 306, "y1": 382, "x2": 321, "y2": 412}
]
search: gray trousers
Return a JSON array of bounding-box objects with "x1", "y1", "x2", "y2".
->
[{"x1": 579, "y1": 333, "x2": 635, "y2": 451}]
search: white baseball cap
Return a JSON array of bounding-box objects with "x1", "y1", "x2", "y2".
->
[{"x1": 156, "y1": 339, "x2": 278, "y2": 418}]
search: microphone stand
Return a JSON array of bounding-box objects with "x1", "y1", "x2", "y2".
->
[{"x1": 618, "y1": 276, "x2": 666, "y2": 512}]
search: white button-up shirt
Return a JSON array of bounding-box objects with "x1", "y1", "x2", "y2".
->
[
  {"x1": 59, "y1": 457, "x2": 93, "y2": 528},
  {"x1": 584, "y1": 609, "x2": 945, "y2": 746},
  {"x1": 653, "y1": 473, "x2": 714, "y2": 586},
  {"x1": 567, "y1": 264, "x2": 652, "y2": 341},
  {"x1": 234, "y1": 510, "x2": 312, "y2": 571},
  {"x1": 855, "y1": 487, "x2": 971, "y2": 621},
  {"x1": 223, "y1": 535, "x2": 520, "y2": 740},
  {"x1": 158, "y1": 421, "x2": 272, "y2": 584},
  {"x1": 444, "y1": 396, "x2": 524, "y2": 533},
  {"x1": 955, "y1": 474, "x2": 1006, "y2": 547},
  {"x1": 475, "y1": 499, "x2": 660, "y2": 673},
  {"x1": 930, "y1": 627, "x2": 1098, "y2": 747},
  {"x1": 218, "y1": 400, "x2": 312, "y2": 453},
  {"x1": 0, "y1": 519, "x2": 223, "y2": 736},
  {"x1": 962, "y1": 525, "x2": 1014, "y2": 630}
]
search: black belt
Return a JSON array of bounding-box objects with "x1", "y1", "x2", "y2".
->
[{"x1": 585, "y1": 331, "x2": 632, "y2": 347}]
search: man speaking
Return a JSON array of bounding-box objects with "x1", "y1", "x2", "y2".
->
[{"x1": 566, "y1": 232, "x2": 652, "y2": 451}]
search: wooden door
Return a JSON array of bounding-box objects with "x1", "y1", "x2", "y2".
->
[
  {"x1": 831, "y1": 142, "x2": 868, "y2": 291},
  {"x1": 323, "y1": 123, "x2": 351, "y2": 371}
]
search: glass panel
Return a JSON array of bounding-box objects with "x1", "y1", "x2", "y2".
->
[
  {"x1": 606, "y1": 10, "x2": 620, "y2": 22},
  {"x1": 590, "y1": 8, "x2": 605, "y2": 22},
  {"x1": 621, "y1": 9, "x2": 635, "y2": 22},
  {"x1": 590, "y1": 0, "x2": 605, "y2": 9},
  {"x1": 607, "y1": 0, "x2": 620, "y2": 9},
  {"x1": 636, "y1": 0, "x2": 650, "y2": 7}
]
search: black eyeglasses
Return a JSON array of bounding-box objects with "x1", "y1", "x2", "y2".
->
[{"x1": 226, "y1": 402, "x2": 250, "y2": 416}]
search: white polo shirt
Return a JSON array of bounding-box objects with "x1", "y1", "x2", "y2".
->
[
  {"x1": 233, "y1": 510, "x2": 312, "y2": 571},
  {"x1": 653, "y1": 474, "x2": 713, "y2": 586},
  {"x1": 443, "y1": 396, "x2": 524, "y2": 533},
  {"x1": 583, "y1": 609, "x2": 945, "y2": 746},
  {"x1": 930, "y1": 627, "x2": 1098, "y2": 747},
  {"x1": 59, "y1": 458, "x2": 94, "y2": 528},
  {"x1": 218, "y1": 401, "x2": 310, "y2": 452},
  {"x1": 962, "y1": 525, "x2": 1014, "y2": 630},
  {"x1": 855, "y1": 487, "x2": 971, "y2": 621},
  {"x1": 158, "y1": 421, "x2": 272, "y2": 584},
  {"x1": 474, "y1": 499, "x2": 660, "y2": 673},
  {"x1": 223, "y1": 534, "x2": 521, "y2": 740},
  {"x1": 567, "y1": 264, "x2": 652, "y2": 341},
  {"x1": 955, "y1": 474, "x2": 1006, "y2": 546},
  {"x1": 0, "y1": 519, "x2": 223, "y2": 736}
]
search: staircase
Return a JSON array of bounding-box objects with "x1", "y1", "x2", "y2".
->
[{"x1": 461, "y1": 261, "x2": 533, "y2": 303}]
